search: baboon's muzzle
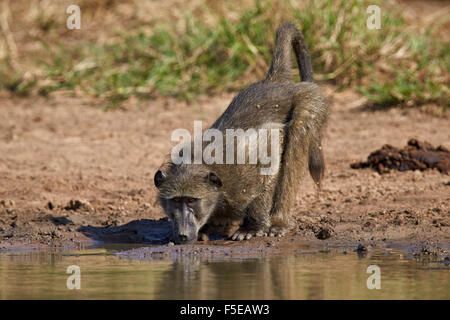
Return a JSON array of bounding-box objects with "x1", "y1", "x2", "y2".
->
[
  {"x1": 173, "y1": 204, "x2": 198, "y2": 244},
  {"x1": 174, "y1": 233, "x2": 195, "y2": 244}
]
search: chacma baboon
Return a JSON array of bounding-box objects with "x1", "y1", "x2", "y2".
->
[{"x1": 154, "y1": 23, "x2": 329, "y2": 244}]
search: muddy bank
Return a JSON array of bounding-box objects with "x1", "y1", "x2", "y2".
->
[
  {"x1": 1, "y1": 90, "x2": 449, "y2": 255},
  {"x1": 114, "y1": 244, "x2": 278, "y2": 260},
  {"x1": 112, "y1": 239, "x2": 450, "y2": 262}
]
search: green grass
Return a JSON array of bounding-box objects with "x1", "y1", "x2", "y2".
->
[{"x1": 0, "y1": 0, "x2": 448, "y2": 109}]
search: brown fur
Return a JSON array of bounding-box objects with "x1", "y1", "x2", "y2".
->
[{"x1": 155, "y1": 22, "x2": 329, "y2": 243}]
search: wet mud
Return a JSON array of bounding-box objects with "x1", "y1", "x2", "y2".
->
[{"x1": 0, "y1": 91, "x2": 449, "y2": 260}]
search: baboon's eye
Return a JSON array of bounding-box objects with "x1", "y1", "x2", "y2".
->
[
  {"x1": 186, "y1": 197, "x2": 197, "y2": 204},
  {"x1": 173, "y1": 197, "x2": 181, "y2": 203}
]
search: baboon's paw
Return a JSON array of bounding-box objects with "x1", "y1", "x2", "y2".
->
[
  {"x1": 268, "y1": 226, "x2": 288, "y2": 237},
  {"x1": 231, "y1": 228, "x2": 266, "y2": 241},
  {"x1": 197, "y1": 232, "x2": 209, "y2": 241}
]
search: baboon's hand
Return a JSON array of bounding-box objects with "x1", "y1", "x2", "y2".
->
[{"x1": 197, "y1": 231, "x2": 209, "y2": 241}]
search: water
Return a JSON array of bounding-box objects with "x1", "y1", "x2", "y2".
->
[{"x1": 0, "y1": 245, "x2": 448, "y2": 299}]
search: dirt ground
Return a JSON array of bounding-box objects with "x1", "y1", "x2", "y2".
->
[{"x1": 0, "y1": 85, "x2": 448, "y2": 258}]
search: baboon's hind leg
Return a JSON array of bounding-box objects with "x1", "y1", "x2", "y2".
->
[{"x1": 269, "y1": 87, "x2": 327, "y2": 236}]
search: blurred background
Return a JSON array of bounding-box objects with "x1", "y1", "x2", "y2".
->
[{"x1": 0, "y1": 0, "x2": 448, "y2": 110}]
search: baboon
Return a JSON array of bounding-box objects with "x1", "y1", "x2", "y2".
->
[{"x1": 154, "y1": 23, "x2": 329, "y2": 244}]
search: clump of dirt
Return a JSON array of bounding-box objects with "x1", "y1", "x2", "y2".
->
[
  {"x1": 351, "y1": 139, "x2": 450, "y2": 174},
  {"x1": 296, "y1": 215, "x2": 335, "y2": 240},
  {"x1": 409, "y1": 242, "x2": 450, "y2": 261},
  {"x1": 64, "y1": 199, "x2": 94, "y2": 212}
]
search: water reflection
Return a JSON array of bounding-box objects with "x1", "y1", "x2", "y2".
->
[{"x1": 0, "y1": 249, "x2": 448, "y2": 299}]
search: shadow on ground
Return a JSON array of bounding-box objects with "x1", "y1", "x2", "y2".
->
[{"x1": 77, "y1": 218, "x2": 172, "y2": 244}]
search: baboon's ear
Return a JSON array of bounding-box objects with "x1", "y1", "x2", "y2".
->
[
  {"x1": 154, "y1": 170, "x2": 167, "y2": 188},
  {"x1": 207, "y1": 172, "x2": 222, "y2": 187}
]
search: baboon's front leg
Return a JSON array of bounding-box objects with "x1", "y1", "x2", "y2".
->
[{"x1": 231, "y1": 191, "x2": 273, "y2": 241}]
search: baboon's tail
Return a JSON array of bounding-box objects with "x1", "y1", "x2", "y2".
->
[
  {"x1": 308, "y1": 139, "x2": 325, "y2": 189},
  {"x1": 267, "y1": 23, "x2": 325, "y2": 188},
  {"x1": 266, "y1": 23, "x2": 314, "y2": 83}
]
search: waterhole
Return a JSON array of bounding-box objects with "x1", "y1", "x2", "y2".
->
[{"x1": 0, "y1": 244, "x2": 448, "y2": 299}]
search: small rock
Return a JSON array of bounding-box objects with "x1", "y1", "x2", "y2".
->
[
  {"x1": 441, "y1": 257, "x2": 450, "y2": 266},
  {"x1": 142, "y1": 203, "x2": 151, "y2": 209},
  {"x1": 65, "y1": 199, "x2": 93, "y2": 212},
  {"x1": 1, "y1": 232, "x2": 13, "y2": 239},
  {"x1": 0, "y1": 200, "x2": 15, "y2": 208},
  {"x1": 315, "y1": 227, "x2": 333, "y2": 240},
  {"x1": 10, "y1": 221, "x2": 21, "y2": 228},
  {"x1": 51, "y1": 230, "x2": 61, "y2": 238},
  {"x1": 355, "y1": 244, "x2": 368, "y2": 253}
]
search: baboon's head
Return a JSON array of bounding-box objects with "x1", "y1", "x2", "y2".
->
[{"x1": 154, "y1": 164, "x2": 222, "y2": 244}]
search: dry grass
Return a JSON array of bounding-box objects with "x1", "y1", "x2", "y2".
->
[{"x1": 0, "y1": 0, "x2": 448, "y2": 110}]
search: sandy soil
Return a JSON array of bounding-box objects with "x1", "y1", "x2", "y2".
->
[{"x1": 0, "y1": 86, "x2": 448, "y2": 257}]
